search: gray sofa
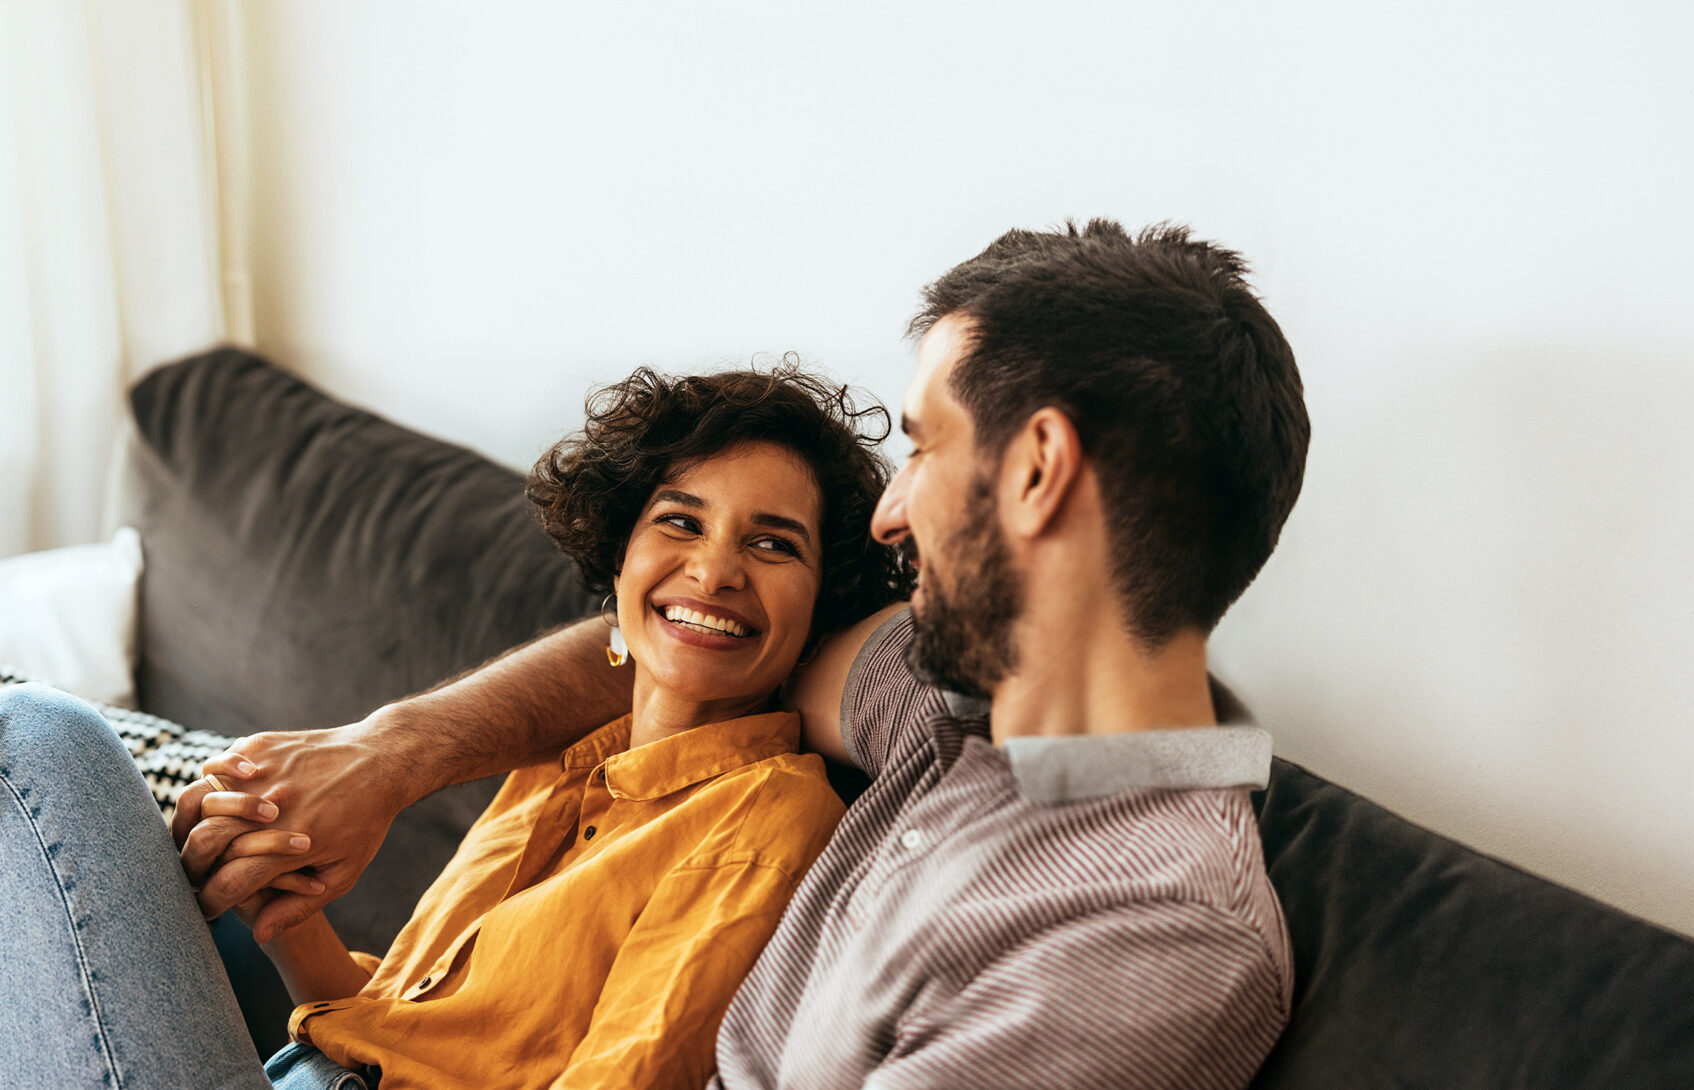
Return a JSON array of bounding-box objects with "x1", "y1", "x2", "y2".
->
[{"x1": 114, "y1": 348, "x2": 1694, "y2": 1087}]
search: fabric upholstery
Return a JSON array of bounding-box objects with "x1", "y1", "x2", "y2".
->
[
  {"x1": 1252, "y1": 758, "x2": 1694, "y2": 1089},
  {"x1": 119, "y1": 348, "x2": 594, "y2": 737}
]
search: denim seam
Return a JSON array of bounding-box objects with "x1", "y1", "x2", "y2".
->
[{"x1": 0, "y1": 765, "x2": 125, "y2": 1088}]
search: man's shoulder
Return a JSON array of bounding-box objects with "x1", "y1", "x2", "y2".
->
[
  {"x1": 1073, "y1": 786, "x2": 1283, "y2": 920},
  {"x1": 930, "y1": 782, "x2": 1288, "y2": 977}
]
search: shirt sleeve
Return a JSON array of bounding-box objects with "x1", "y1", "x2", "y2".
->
[
  {"x1": 863, "y1": 902, "x2": 1289, "y2": 1090},
  {"x1": 551, "y1": 858, "x2": 805, "y2": 1090},
  {"x1": 840, "y1": 609, "x2": 942, "y2": 777}
]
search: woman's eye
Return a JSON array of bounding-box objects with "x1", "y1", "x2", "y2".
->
[
  {"x1": 656, "y1": 513, "x2": 700, "y2": 533},
  {"x1": 753, "y1": 536, "x2": 801, "y2": 557}
]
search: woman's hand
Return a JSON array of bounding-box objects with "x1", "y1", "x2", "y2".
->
[
  {"x1": 175, "y1": 781, "x2": 301, "y2": 888},
  {"x1": 227, "y1": 870, "x2": 328, "y2": 931}
]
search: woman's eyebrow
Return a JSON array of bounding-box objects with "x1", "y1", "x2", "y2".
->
[
  {"x1": 752, "y1": 513, "x2": 813, "y2": 547},
  {"x1": 652, "y1": 488, "x2": 704, "y2": 508}
]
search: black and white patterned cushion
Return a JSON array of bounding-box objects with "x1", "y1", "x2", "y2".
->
[{"x1": 1, "y1": 664, "x2": 235, "y2": 824}]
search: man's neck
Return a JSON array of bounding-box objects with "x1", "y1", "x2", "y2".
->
[{"x1": 987, "y1": 589, "x2": 1216, "y2": 743}]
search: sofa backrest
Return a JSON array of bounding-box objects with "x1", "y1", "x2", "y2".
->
[
  {"x1": 1252, "y1": 757, "x2": 1694, "y2": 1088},
  {"x1": 120, "y1": 348, "x2": 596, "y2": 735},
  {"x1": 115, "y1": 349, "x2": 597, "y2": 957}
]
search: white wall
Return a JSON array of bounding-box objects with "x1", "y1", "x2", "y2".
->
[{"x1": 224, "y1": 0, "x2": 1694, "y2": 935}]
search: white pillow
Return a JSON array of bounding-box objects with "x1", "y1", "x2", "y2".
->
[{"x1": 0, "y1": 526, "x2": 144, "y2": 707}]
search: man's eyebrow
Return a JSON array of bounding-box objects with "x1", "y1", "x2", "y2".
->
[
  {"x1": 651, "y1": 489, "x2": 704, "y2": 508},
  {"x1": 752, "y1": 512, "x2": 813, "y2": 547}
]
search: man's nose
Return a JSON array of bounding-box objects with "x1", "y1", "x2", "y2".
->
[{"x1": 871, "y1": 463, "x2": 911, "y2": 545}]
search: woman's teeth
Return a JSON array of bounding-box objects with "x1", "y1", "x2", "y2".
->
[{"x1": 661, "y1": 605, "x2": 751, "y2": 638}]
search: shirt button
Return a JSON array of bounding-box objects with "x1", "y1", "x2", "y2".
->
[
  {"x1": 417, "y1": 976, "x2": 431, "y2": 989},
  {"x1": 900, "y1": 829, "x2": 923, "y2": 850},
  {"x1": 584, "y1": 826, "x2": 597, "y2": 840}
]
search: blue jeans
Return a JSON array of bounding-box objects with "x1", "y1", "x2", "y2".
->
[{"x1": 0, "y1": 684, "x2": 370, "y2": 1090}]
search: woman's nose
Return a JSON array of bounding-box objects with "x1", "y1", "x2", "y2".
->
[{"x1": 686, "y1": 540, "x2": 747, "y2": 591}]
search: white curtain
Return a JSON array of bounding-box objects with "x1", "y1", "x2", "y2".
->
[{"x1": 0, "y1": 0, "x2": 224, "y2": 557}]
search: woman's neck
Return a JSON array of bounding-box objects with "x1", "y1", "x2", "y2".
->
[{"x1": 626, "y1": 676, "x2": 771, "y2": 750}]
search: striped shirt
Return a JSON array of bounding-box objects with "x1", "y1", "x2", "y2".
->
[{"x1": 710, "y1": 610, "x2": 1293, "y2": 1090}]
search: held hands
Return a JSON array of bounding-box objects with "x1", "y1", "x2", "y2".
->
[
  {"x1": 171, "y1": 714, "x2": 421, "y2": 943},
  {"x1": 173, "y1": 778, "x2": 325, "y2": 928}
]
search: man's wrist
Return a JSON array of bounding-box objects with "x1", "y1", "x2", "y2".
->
[{"x1": 350, "y1": 702, "x2": 454, "y2": 809}]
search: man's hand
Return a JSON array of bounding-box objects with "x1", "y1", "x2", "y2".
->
[
  {"x1": 172, "y1": 619, "x2": 638, "y2": 942},
  {"x1": 172, "y1": 716, "x2": 423, "y2": 943}
]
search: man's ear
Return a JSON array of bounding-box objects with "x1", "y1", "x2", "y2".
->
[{"x1": 1003, "y1": 407, "x2": 1083, "y2": 539}]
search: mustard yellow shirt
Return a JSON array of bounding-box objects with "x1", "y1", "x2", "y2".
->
[{"x1": 289, "y1": 711, "x2": 844, "y2": 1090}]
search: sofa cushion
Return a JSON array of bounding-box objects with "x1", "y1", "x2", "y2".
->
[
  {"x1": 120, "y1": 348, "x2": 594, "y2": 736},
  {"x1": 0, "y1": 527, "x2": 144, "y2": 707},
  {"x1": 1252, "y1": 757, "x2": 1694, "y2": 1089},
  {"x1": 114, "y1": 349, "x2": 596, "y2": 989}
]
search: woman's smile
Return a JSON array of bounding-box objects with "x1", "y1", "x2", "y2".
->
[{"x1": 652, "y1": 597, "x2": 759, "y2": 646}]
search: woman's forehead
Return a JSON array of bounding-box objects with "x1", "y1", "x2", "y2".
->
[{"x1": 655, "y1": 441, "x2": 823, "y2": 523}]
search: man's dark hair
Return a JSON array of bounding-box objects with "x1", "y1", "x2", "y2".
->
[
  {"x1": 527, "y1": 359, "x2": 914, "y2": 646},
  {"x1": 910, "y1": 219, "x2": 1310, "y2": 646}
]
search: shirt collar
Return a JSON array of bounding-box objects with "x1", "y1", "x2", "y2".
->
[
  {"x1": 563, "y1": 711, "x2": 802, "y2": 801},
  {"x1": 982, "y1": 675, "x2": 1271, "y2": 804},
  {"x1": 1000, "y1": 725, "x2": 1273, "y2": 804}
]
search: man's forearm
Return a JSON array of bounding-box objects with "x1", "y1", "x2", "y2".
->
[
  {"x1": 187, "y1": 615, "x2": 633, "y2": 937},
  {"x1": 370, "y1": 616, "x2": 636, "y2": 804}
]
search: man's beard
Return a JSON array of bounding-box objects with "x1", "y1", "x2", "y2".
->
[{"x1": 905, "y1": 473, "x2": 1024, "y2": 699}]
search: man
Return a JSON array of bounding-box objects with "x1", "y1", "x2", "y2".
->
[{"x1": 183, "y1": 219, "x2": 1310, "y2": 1088}]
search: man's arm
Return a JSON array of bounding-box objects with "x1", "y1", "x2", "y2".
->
[
  {"x1": 785, "y1": 602, "x2": 907, "y2": 766},
  {"x1": 176, "y1": 616, "x2": 633, "y2": 942}
]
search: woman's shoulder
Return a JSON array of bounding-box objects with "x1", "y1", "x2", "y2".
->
[
  {"x1": 707, "y1": 750, "x2": 845, "y2": 822},
  {"x1": 685, "y1": 752, "x2": 846, "y2": 875}
]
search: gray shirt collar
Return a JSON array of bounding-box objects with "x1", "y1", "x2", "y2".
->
[
  {"x1": 1000, "y1": 726, "x2": 1273, "y2": 804},
  {"x1": 941, "y1": 679, "x2": 1272, "y2": 804}
]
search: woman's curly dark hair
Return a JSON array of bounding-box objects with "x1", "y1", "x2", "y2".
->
[{"x1": 527, "y1": 357, "x2": 914, "y2": 646}]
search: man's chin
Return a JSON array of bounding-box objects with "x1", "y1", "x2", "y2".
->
[{"x1": 904, "y1": 613, "x2": 991, "y2": 700}]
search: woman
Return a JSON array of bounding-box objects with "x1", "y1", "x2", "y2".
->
[{"x1": 0, "y1": 363, "x2": 909, "y2": 1089}]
